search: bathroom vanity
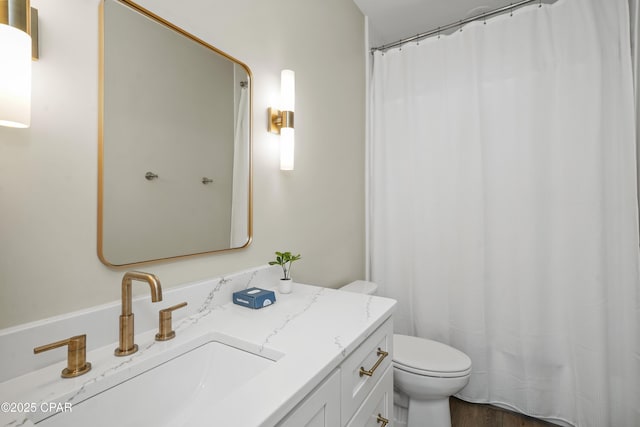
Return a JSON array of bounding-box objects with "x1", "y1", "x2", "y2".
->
[{"x1": 0, "y1": 266, "x2": 395, "y2": 426}]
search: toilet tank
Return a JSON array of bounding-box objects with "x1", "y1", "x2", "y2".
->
[{"x1": 340, "y1": 280, "x2": 378, "y2": 295}]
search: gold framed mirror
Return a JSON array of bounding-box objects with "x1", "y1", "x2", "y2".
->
[{"x1": 98, "y1": 0, "x2": 252, "y2": 267}]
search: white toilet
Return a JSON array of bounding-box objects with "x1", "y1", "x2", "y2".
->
[{"x1": 340, "y1": 281, "x2": 472, "y2": 427}]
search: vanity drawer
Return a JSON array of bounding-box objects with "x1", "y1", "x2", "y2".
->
[
  {"x1": 341, "y1": 318, "x2": 393, "y2": 425},
  {"x1": 346, "y1": 365, "x2": 393, "y2": 427}
]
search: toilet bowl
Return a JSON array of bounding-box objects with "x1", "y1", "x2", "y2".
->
[
  {"x1": 340, "y1": 281, "x2": 472, "y2": 427},
  {"x1": 393, "y1": 334, "x2": 471, "y2": 427}
]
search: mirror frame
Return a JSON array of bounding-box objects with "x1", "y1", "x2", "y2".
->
[{"x1": 97, "y1": 0, "x2": 253, "y2": 267}]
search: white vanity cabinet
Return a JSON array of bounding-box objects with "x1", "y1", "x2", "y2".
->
[
  {"x1": 278, "y1": 317, "x2": 394, "y2": 427},
  {"x1": 277, "y1": 370, "x2": 341, "y2": 427}
]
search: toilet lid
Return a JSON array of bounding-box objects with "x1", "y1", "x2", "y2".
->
[{"x1": 393, "y1": 334, "x2": 472, "y2": 378}]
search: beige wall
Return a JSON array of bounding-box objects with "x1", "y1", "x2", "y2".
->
[{"x1": 0, "y1": 0, "x2": 366, "y2": 328}]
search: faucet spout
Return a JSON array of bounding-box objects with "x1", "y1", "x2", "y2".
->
[
  {"x1": 121, "y1": 271, "x2": 163, "y2": 315},
  {"x1": 115, "y1": 271, "x2": 163, "y2": 356}
]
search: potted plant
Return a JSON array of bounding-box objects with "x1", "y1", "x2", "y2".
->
[{"x1": 269, "y1": 251, "x2": 301, "y2": 294}]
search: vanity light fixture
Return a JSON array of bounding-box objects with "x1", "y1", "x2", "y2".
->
[
  {"x1": 0, "y1": 0, "x2": 38, "y2": 128},
  {"x1": 268, "y1": 69, "x2": 295, "y2": 170}
]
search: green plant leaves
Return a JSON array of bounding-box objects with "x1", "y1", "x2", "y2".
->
[{"x1": 269, "y1": 251, "x2": 302, "y2": 279}]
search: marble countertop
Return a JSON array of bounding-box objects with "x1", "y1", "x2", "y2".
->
[{"x1": 0, "y1": 269, "x2": 395, "y2": 427}]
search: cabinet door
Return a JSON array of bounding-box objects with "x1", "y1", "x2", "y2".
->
[
  {"x1": 346, "y1": 365, "x2": 394, "y2": 427},
  {"x1": 278, "y1": 369, "x2": 340, "y2": 427}
]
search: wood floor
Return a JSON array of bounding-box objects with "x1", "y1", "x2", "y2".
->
[{"x1": 450, "y1": 397, "x2": 556, "y2": 427}]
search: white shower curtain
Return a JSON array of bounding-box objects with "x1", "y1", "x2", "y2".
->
[
  {"x1": 369, "y1": 0, "x2": 640, "y2": 425},
  {"x1": 230, "y1": 83, "x2": 250, "y2": 247}
]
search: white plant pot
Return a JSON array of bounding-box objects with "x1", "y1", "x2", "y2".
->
[{"x1": 279, "y1": 278, "x2": 292, "y2": 294}]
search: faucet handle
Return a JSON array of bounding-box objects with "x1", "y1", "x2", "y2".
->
[
  {"x1": 34, "y1": 334, "x2": 92, "y2": 378},
  {"x1": 155, "y1": 302, "x2": 188, "y2": 341}
]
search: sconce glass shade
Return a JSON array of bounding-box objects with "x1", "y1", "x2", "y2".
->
[
  {"x1": 0, "y1": 23, "x2": 31, "y2": 128},
  {"x1": 268, "y1": 69, "x2": 296, "y2": 170},
  {"x1": 280, "y1": 127, "x2": 295, "y2": 170},
  {"x1": 281, "y1": 70, "x2": 295, "y2": 111}
]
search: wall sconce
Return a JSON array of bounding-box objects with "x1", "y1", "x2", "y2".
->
[
  {"x1": 0, "y1": 0, "x2": 39, "y2": 128},
  {"x1": 268, "y1": 70, "x2": 295, "y2": 170}
]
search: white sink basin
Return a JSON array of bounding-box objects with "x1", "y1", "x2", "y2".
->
[{"x1": 36, "y1": 340, "x2": 276, "y2": 426}]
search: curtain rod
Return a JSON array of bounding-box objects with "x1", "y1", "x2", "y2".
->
[{"x1": 371, "y1": 0, "x2": 540, "y2": 53}]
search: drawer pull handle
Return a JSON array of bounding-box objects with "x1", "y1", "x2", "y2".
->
[
  {"x1": 376, "y1": 414, "x2": 389, "y2": 426},
  {"x1": 359, "y1": 348, "x2": 389, "y2": 377}
]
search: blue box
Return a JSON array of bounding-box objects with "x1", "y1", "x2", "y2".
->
[{"x1": 232, "y1": 287, "x2": 276, "y2": 309}]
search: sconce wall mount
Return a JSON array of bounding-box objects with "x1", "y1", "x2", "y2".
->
[{"x1": 268, "y1": 108, "x2": 294, "y2": 134}]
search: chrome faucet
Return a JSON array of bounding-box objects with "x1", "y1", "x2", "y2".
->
[{"x1": 115, "y1": 271, "x2": 163, "y2": 356}]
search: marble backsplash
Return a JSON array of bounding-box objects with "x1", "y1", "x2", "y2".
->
[{"x1": 0, "y1": 265, "x2": 282, "y2": 382}]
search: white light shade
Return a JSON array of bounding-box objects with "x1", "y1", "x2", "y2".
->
[
  {"x1": 281, "y1": 69, "x2": 295, "y2": 112},
  {"x1": 280, "y1": 127, "x2": 295, "y2": 170},
  {"x1": 0, "y1": 24, "x2": 31, "y2": 128}
]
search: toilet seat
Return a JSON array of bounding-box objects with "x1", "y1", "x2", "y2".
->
[{"x1": 393, "y1": 334, "x2": 472, "y2": 378}]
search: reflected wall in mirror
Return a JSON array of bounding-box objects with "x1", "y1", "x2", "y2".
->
[{"x1": 98, "y1": 0, "x2": 252, "y2": 267}]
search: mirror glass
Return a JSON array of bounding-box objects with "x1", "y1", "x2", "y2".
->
[{"x1": 98, "y1": 0, "x2": 252, "y2": 267}]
